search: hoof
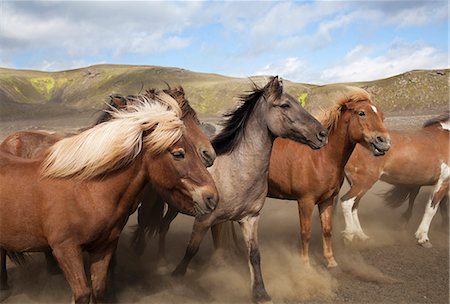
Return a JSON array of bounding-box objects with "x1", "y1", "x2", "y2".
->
[
  {"x1": 171, "y1": 266, "x2": 187, "y2": 277},
  {"x1": 418, "y1": 240, "x2": 433, "y2": 248},
  {"x1": 155, "y1": 264, "x2": 170, "y2": 275},
  {"x1": 327, "y1": 260, "x2": 338, "y2": 268},
  {"x1": 253, "y1": 292, "x2": 272, "y2": 304}
]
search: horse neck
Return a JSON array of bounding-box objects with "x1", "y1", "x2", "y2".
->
[
  {"x1": 324, "y1": 116, "x2": 356, "y2": 169},
  {"x1": 218, "y1": 100, "x2": 273, "y2": 183},
  {"x1": 99, "y1": 154, "x2": 148, "y2": 220}
]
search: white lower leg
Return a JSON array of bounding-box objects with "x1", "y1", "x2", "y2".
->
[
  {"x1": 352, "y1": 208, "x2": 370, "y2": 240},
  {"x1": 415, "y1": 199, "x2": 438, "y2": 244},
  {"x1": 341, "y1": 197, "x2": 357, "y2": 241}
]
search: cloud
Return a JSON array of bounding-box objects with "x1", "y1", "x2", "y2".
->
[
  {"x1": 255, "y1": 57, "x2": 314, "y2": 82},
  {"x1": 319, "y1": 42, "x2": 448, "y2": 84},
  {"x1": 0, "y1": 1, "x2": 204, "y2": 66}
]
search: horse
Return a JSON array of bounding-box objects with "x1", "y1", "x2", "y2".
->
[
  {"x1": 0, "y1": 86, "x2": 216, "y2": 168},
  {"x1": 0, "y1": 95, "x2": 218, "y2": 303},
  {"x1": 341, "y1": 111, "x2": 449, "y2": 247},
  {"x1": 136, "y1": 76, "x2": 329, "y2": 302},
  {"x1": 0, "y1": 86, "x2": 217, "y2": 282},
  {"x1": 266, "y1": 87, "x2": 390, "y2": 268}
]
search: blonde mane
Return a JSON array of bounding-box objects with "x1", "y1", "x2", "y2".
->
[
  {"x1": 41, "y1": 95, "x2": 184, "y2": 180},
  {"x1": 319, "y1": 87, "x2": 372, "y2": 132}
]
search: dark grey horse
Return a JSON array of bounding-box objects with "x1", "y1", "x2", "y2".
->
[{"x1": 135, "y1": 76, "x2": 328, "y2": 302}]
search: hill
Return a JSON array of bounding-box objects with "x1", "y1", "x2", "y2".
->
[{"x1": 0, "y1": 64, "x2": 448, "y2": 121}]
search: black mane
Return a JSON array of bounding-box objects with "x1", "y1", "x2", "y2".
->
[
  {"x1": 422, "y1": 111, "x2": 449, "y2": 128},
  {"x1": 211, "y1": 84, "x2": 265, "y2": 155}
]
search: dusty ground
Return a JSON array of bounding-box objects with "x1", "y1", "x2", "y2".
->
[{"x1": 0, "y1": 112, "x2": 448, "y2": 303}]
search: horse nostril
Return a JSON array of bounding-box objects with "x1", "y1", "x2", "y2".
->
[
  {"x1": 377, "y1": 136, "x2": 385, "y2": 143},
  {"x1": 203, "y1": 191, "x2": 218, "y2": 211},
  {"x1": 200, "y1": 148, "x2": 216, "y2": 167},
  {"x1": 317, "y1": 129, "x2": 328, "y2": 141}
]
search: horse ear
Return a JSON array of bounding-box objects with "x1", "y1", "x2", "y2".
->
[
  {"x1": 175, "y1": 85, "x2": 185, "y2": 95},
  {"x1": 110, "y1": 95, "x2": 126, "y2": 108},
  {"x1": 340, "y1": 104, "x2": 347, "y2": 112},
  {"x1": 266, "y1": 76, "x2": 283, "y2": 97},
  {"x1": 145, "y1": 89, "x2": 157, "y2": 100}
]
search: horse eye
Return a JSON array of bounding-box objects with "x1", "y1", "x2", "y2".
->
[
  {"x1": 358, "y1": 111, "x2": 366, "y2": 117},
  {"x1": 280, "y1": 104, "x2": 290, "y2": 109},
  {"x1": 171, "y1": 149, "x2": 185, "y2": 159}
]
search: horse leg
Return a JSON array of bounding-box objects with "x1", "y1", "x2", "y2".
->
[
  {"x1": 239, "y1": 215, "x2": 271, "y2": 303},
  {"x1": 351, "y1": 196, "x2": 370, "y2": 242},
  {"x1": 157, "y1": 205, "x2": 179, "y2": 263},
  {"x1": 415, "y1": 178, "x2": 449, "y2": 247},
  {"x1": 89, "y1": 242, "x2": 117, "y2": 303},
  {"x1": 439, "y1": 195, "x2": 449, "y2": 230},
  {"x1": 51, "y1": 245, "x2": 91, "y2": 303},
  {"x1": 0, "y1": 249, "x2": 8, "y2": 290},
  {"x1": 298, "y1": 199, "x2": 314, "y2": 266},
  {"x1": 45, "y1": 251, "x2": 61, "y2": 275},
  {"x1": 340, "y1": 186, "x2": 370, "y2": 244},
  {"x1": 318, "y1": 198, "x2": 338, "y2": 268},
  {"x1": 401, "y1": 186, "x2": 421, "y2": 225},
  {"x1": 172, "y1": 214, "x2": 215, "y2": 276}
]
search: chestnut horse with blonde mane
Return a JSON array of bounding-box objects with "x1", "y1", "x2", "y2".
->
[
  {"x1": 0, "y1": 87, "x2": 217, "y2": 297},
  {"x1": 341, "y1": 111, "x2": 449, "y2": 247},
  {"x1": 266, "y1": 87, "x2": 391, "y2": 268},
  {"x1": 0, "y1": 96, "x2": 218, "y2": 303}
]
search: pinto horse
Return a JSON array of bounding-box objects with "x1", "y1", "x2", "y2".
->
[
  {"x1": 341, "y1": 111, "x2": 449, "y2": 247},
  {"x1": 135, "y1": 77, "x2": 328, "y2": 302},
  {"x1": 0, "y1": 96, "x2": 218, "y2": 303}
]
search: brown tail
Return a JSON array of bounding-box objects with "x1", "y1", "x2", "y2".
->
[
  {"x1": 213, "y1": 221, "x2": 245, "y2": 255},
  {"x1": 130, "y1": 188, "x2": 165, "y2": 256},
  {"x1": 6, "y1": 251, "x2": 28, "y2": 266},
  {"x1": 383, "y1": 185, "x2": 418, "y2": 208}
]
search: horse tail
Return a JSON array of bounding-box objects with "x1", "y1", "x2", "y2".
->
[
  {"x1": 383, "y1": 185, "x2": 415, "y2": 208},
  {"x1": 6, "y1": 251, "x2": 28, "y2": 266},
  {"x1": 130, "y1": 187, "x2": 165, "y2": 256},
  {"x1": 213, "y1": 221, "x2": 245, "y2": 255}
]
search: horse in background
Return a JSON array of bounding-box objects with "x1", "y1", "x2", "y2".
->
[
  {"x1": 135, "y1": 76, "x2": 328, "y2": 303},
  {"x1": 342, "y1": 111, "x2": 449, "y2": 247},
  {"x1": 0, "y1": 94, "x2": 218, "y2": 303}
]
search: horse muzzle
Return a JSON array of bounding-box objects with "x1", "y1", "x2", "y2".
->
[{"x1": 368, "y1": 135, "x2": 391, "y2": 156}]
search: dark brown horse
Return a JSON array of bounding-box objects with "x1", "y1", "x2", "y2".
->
[
  {"x1": 0, "y1": 96, "x2": 218, "y2": 303},
  {"x1": 341, "y1": 111, "x2": 449, "y2": 247}
]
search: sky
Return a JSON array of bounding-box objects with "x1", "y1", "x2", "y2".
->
[{"x1": 0, "y1": 0, "x2": 448, "y2": 84}]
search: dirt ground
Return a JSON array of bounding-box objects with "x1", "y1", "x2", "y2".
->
[{"x1": 0, "y1": 112, "x2": 448, "y2": 303}]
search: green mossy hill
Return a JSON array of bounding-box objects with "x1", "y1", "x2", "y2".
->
[{"x1": 0, "y1": 65, "x2": 448, "y2": 120}]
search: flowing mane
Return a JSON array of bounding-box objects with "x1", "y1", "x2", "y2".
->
[
  {"x1": 422, "y1": 111, "x2": 450, "y2": 128},
  {"x1": 41, "y1": 96, "x2": 183, "y2": 180},
  {"x1": 211, "y1": 85, "x2": 264, "y2": 155},
  {"x1": 320, "y1": 87, "x2": 372, "y2": 133}
]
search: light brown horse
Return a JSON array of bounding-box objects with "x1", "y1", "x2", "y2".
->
[
  {"x1": 0, "y1": 87, "x2": 216, "y2": 295},
  {"x1": 267, "y1": 87, "x2": 391, "y2": 268},
  {"x1": 0, "y1": 96, "x2": 218, "y2": 303},
  {"x1": 341, "y1": 112, "x2": 449, "y2": 247}
]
